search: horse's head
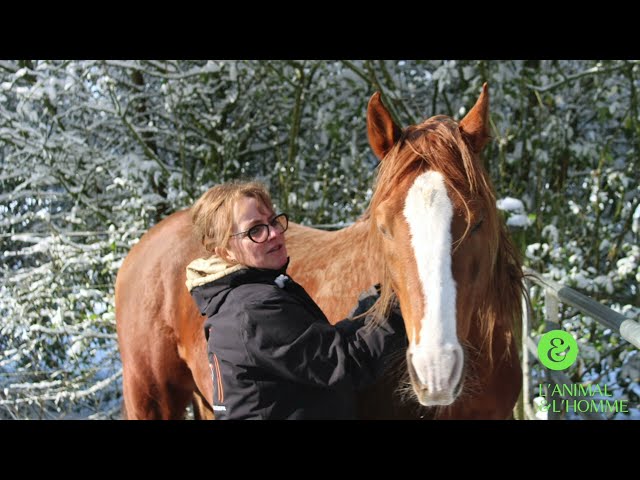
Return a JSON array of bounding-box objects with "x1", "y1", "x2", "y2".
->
[{"x1": 367, "y1": 84, "x2": 513, "y2": 407}]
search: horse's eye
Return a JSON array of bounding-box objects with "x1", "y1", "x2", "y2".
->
[
  {"x1": 378, "y1": 223, "x2": 390, "y2": 238},
  {"x1": 470, "y1": 219, "x2": 484, "y2": 235}
]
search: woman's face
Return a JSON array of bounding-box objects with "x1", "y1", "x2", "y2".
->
[{"x1": 218, "y1": 196, "x2": 288, "y2": 270}]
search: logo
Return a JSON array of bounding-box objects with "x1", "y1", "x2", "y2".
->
[
  {"x1": 538, "y1": 330, "x2": 578, "y2": 370},
  {"x1": 533, "y1": 383, "x2": 629, "y2": 416}
]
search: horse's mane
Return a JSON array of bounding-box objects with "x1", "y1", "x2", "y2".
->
[{"x1": 365, "y1": 115, "x2": 524, "y2": 365}]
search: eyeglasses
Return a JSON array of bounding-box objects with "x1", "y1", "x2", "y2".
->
[{"x1": 229, "y1": 213, "x2": 289, "y2": 244}]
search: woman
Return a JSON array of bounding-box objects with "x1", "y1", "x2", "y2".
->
[{"x1": 185, "y1": 180, "x2": 406, "y2": 419}]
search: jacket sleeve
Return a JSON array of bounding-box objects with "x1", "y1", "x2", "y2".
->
[{"x1": 241, "y1": 296, "x2": 406, "y2": 389}]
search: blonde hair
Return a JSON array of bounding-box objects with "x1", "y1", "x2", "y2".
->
[{"x1": 191, "y1": 180, "x2": 275, "y2": 258}]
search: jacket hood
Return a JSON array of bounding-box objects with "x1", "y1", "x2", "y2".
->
[
  {"x1": 185, "y1": 255, "x2": 247, "y2": 292},
  {"x1": 186, "y1": 255, "x2": 290, "y2": 317}
]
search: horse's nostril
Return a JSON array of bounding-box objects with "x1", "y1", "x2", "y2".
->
[
  {"x1": 453, "y1": 378, "x2": 463, "y2": 397},
  {"x1": 446, "y1": 347, "x2": 464, "y2": 388},
  {"x1": 406, "y1": 351, "x2": 418, "y2": 384},
  {"x1": 452, "y1": 348, "x2": 464, "y2": 397}
]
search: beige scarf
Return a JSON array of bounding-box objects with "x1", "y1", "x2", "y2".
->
[{"x1": 185, "y1": 255, "x2": 247, "y2": 292}]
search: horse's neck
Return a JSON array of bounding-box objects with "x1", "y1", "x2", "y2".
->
[{"x1": 287, "y1": 220, "x2": 380, "y2": 323}]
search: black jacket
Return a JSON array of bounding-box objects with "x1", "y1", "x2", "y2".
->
[{"x1": 187, "y1": 257, "x2": 406, "y2": 420}]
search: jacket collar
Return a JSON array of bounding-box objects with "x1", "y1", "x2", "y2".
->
[{"x1": 186, "y1": 255, "x2": 290, "y2": 292}]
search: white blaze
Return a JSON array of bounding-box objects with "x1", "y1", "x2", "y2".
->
[{"x1": 403, "y1": 171, "x2": 462, "y2": 403}]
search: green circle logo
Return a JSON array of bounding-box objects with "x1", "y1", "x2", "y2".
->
[{"x1": 538, "y1": 330, "x2": 578, "y2": 370}]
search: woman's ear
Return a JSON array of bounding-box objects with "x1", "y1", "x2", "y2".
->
[{"x1": 215, "y1": 246, "x2": 237, "y2": 263}]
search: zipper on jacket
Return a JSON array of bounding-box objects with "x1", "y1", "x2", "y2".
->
[{"x1": 208, "y1": 327, "x2": 226, "y2": 413}]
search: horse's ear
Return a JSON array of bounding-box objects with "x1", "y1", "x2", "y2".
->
[
  {"x1": 459, "y1": 82, "x2": 490, "y2": 153},
  {"x1": 367, "y1": 92, "x2": 401, "y2": 160}
]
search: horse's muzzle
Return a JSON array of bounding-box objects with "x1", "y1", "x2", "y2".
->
[{"x1": 406, "y1": 344, "x2": 464, "y2": 406}]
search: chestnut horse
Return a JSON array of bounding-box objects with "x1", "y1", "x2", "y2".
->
[{"x1": 115, "y1": 84, "x2": 524, "y2": 419}]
